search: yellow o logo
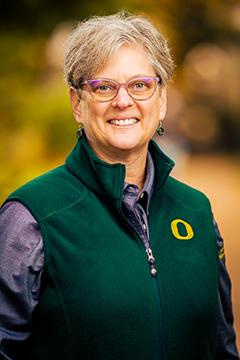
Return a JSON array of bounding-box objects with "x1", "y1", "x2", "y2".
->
[{"x1": 171, "y1": 219, "x2": 194, "y2": 240}]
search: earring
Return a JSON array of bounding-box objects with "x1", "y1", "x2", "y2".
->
[
  {"x1": 156, "y1": 121, "x2": 165, "y2": 136},
  {"x1": 76, "y1": 123, "x2": 84, "y2": 139}
]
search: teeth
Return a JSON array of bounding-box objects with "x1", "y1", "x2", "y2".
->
[{"x1": 109, "y1": 118, "x2": 138, "y2": 126}]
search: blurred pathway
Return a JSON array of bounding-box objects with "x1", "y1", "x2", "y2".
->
[{"x1": 176, "y1": 153, "x2": 240, "y2": 348}]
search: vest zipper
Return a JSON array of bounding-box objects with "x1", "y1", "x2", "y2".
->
[
  {"x1": 146, "y1": 247, "x2": 163, "y2": 359},
  {"x1": 123, "y1": 202, "x2": 158, "y2": 278},
  {"x1": 117, "y1": 204, "x2": 163, "y2": 360},
  {"x1": 146, "y1": 247, "x2": 157, "y2": 277},
  {"x1": 153, "y1": 278, "x2": 164, "y2": 360},
  {"x1": 149, "y1": 207, "x2": 165, "y2": 360}
]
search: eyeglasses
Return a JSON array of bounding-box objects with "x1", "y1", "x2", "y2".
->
[{"x1": 76, "y1": 76, "x2": 161, "y2": 102}]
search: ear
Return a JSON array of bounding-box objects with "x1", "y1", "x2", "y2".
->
[
  {"x1": 69, "y1": 87, "x2": 83, "y2": 125},
  {"x1": 159, "y1": 86, "x2": 167, "y2": 120}
]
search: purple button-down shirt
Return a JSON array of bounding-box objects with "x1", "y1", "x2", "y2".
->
[{"x1": 0, "y1": 153, "x2": 239, "y2": 359}]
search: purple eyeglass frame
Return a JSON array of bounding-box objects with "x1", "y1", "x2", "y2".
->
[{"x1": 76, "y1": 76, "x2": 161, "y2": 102}]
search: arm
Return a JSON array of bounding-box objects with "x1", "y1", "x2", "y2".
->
[
  {"x1": 0, "y1": 201, "x2": 44, "y2": 359},
  {"x1": 214, "y1": 219, "x2": 239, "y2": 360}
]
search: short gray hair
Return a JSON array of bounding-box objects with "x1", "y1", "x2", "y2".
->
[{"x1": 64, "y1": 11, "x2": 175, "y2": 87}]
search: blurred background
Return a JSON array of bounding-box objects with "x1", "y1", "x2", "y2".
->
[{"x1": 0, "y1": 0, "x2": 239, "y2": 348}]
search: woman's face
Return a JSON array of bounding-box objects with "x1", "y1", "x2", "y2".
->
[{"x1": 71, "y1": 45, "x2": 167, "y2": 160}]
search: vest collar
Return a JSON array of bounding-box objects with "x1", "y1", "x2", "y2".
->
[{"x1": 65, "y1": 134, "x2": 174, "y2": 200}]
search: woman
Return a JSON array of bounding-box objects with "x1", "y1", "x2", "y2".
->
[{"x1": 0, "y1": 12, "x2": 239, "y2": 360}]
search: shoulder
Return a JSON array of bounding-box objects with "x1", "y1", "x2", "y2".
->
[
  {"x1": 165, "y1": 176, "x2": 211, "y2": 211},
  {"x1": 0, "y1": 200, "x2": 37, "y2": 223},
  {"x1": 4, "y1": 165, "x2": 87, "y2": 220}
]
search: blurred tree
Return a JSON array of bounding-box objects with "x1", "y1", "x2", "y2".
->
[
  {"x1": 0, "y1": 0, "x2": 240, "y2": 202},
  {"x1": 0, "y1": 0, "x2": 122, "y2": 34}
]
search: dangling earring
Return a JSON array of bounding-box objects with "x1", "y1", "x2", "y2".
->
[
  {"x1": 157, "y1": 120, "x2": 165, "y2": 136},
  {"x1": 76, "y1": 123, "x2": 84, "y2": 139}
]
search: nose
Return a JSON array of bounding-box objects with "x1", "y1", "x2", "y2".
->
[{"x1": 111, "y1": 86, "x2": 134, "y2": 109}]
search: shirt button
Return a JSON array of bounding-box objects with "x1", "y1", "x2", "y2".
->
[{"x1": 128, "y1": 186, "x2": 135, "y2": 192}]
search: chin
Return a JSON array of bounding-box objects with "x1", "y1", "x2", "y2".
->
[
  {"x1": 109, "y1": 138, "x2": 143, "y2": 152},
  {"x1": 113, "y1": 130, "x2": 149, "y2": 150}
]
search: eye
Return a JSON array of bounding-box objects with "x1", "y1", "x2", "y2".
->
[
  {"x1": 134, "y1": 81, "x2": 147, "y2": 89},
  {"x1": 129, "y1": 78, "x2": 153, "y2": 92},
  {"x1": 97, "y1": 84, "x2": 112, "y2": 92},
  {"x1": 89, "y1": 80, "x2": 116, "y2": 94}
]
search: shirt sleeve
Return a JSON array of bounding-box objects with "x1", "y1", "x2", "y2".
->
[
  {"x1": 214, "y1": 219, "x2": 240, "y2": 359},
  {"x1": 0, "y1": 201, "x2": 44, "y2": 359}
]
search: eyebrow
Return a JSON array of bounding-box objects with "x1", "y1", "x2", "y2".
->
[
  {"x1": 129, "y1": 73, "x2": 156, "y2": 79},
  {"x1": 92, "y1": 74, "x2": 157, "y2": 81}
]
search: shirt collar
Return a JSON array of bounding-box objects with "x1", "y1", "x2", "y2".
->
[{"x1": 123, "y1": 152, "x2": 155, "y2": 214}]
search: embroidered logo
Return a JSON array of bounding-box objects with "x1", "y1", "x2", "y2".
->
[
  {"x1": 171, "y1": 219, "x2": 194, "y2": 240},
  {"x1": 218, "y1": 246, "x2": 225, "y2": 260}
]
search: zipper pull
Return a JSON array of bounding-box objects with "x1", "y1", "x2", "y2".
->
[{"x1": 146, "y1": 248, "x2": 157, "y2": 277}]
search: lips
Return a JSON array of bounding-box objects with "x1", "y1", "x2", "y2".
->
[{"x1": 107, "y1": 118, "x2": 139, "y2": 126}]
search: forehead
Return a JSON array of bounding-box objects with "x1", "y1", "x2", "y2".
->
[{"x1": 93, "y1": 45, "x2": 156, "y2": 80}]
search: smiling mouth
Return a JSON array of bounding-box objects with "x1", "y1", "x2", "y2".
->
[{"x1": 107, "y1": 118, "x2": 139, "y2": 126}]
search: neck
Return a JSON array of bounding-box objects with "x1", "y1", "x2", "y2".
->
[
  {"x1": 89, "y1": 141, "x2": 148, "y2": 191},
  {"x1": 124, "y1": 153, "x2": 147, "y2": 190}
]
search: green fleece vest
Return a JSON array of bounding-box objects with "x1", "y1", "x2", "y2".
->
[{"x1": 7, "y1": 136, "x2": 219, "y2": 360}]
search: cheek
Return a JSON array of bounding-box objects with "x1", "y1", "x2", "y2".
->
[
  {"x1": 144, "y1": 99, "x2": 161, "y2": 121},
  {"x1": 81, "y1": 102, "x2": 97, "y2": 127},
  {"x1": 90, "y1": 104, "x2": 110, "y2": 125},
  {"x1": 83, "y1": 104, "x2": 109, "y2": 132}
]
